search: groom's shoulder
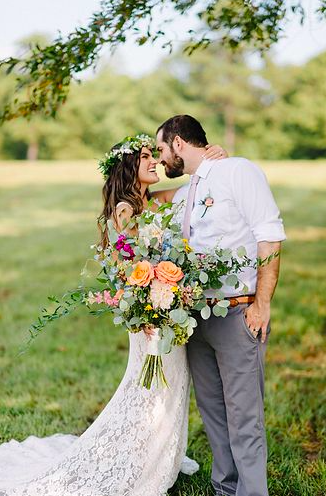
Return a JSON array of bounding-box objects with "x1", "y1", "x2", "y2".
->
[{"x1": 208, "y1": 156, "x2": 265, "y2": 178}]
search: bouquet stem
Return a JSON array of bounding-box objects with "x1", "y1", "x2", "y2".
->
[{"x1": 139, "y1": 354, "x2": 169, "y2": 389}]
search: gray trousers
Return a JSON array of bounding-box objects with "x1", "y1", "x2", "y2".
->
[{"x1": 187, "y1": 304, "x2": 270, "y2": 496}]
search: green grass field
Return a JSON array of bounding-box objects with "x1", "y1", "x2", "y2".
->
[{"x1": 0, "y1": 160, "x2": 326, "y2": 495}]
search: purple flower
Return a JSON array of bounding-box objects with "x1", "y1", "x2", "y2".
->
[
  {"x1": 115, "y1": 235, "x2": 135, "y2": 259},
  {"x1": 116, "y1": 234, "x2": 127, "y2": 250}
]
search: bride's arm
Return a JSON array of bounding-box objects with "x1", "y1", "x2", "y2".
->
[
  {"x1": 151, "y1": 144, "x2": 228, "y2": 204},
  {"x1": 151, "y1": 188, "x2": 179, "y2": 204}
]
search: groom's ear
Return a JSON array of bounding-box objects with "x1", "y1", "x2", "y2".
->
[{"x1": 174, "y1": 135, "x2": 183, "y2": 150}]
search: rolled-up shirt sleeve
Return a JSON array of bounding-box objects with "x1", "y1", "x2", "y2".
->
[{"x1": 232, "y1": 158, "x2": 286, "y2": 242}]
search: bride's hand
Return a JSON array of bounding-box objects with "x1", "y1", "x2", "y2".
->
[
  {"x1": 142, "y1": 324, "x2": 156, "y2": 339},
  {"x1": 202, "y1": 144, "x2": 228, "y2": 160}
]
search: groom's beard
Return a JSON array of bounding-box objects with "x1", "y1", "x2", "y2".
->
[{"x1": 163, "y1": 152, "x2": 185, "y2": 178}]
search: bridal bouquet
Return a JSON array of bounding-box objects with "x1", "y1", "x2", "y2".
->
[{"x1": 28, "y1": 200, "x2": 259, "y2": 389}]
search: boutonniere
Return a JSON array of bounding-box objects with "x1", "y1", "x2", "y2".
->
[{"x1": 199, "y1": 192, "x2": 214, "y2": 218}]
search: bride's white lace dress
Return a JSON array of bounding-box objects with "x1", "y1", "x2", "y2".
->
[{"x1": 0, "y1": 331, "x2": 198, "y2": 496}]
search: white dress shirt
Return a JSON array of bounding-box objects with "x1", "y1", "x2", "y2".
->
[{"x1": 173, "y1": 157, "x2": 286, "y2": 297}]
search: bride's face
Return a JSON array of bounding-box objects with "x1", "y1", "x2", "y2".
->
[{"x1": 138, "y1": 147, "x2": 160, "y2": 186}]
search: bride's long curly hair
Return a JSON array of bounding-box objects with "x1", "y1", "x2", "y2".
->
[{"x1": 98, "y1": 148, "x2": 151, "y2": 249}]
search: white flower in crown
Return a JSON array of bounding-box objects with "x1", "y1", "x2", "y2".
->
[{"x1": 98, "y1": 134, "x2": 155, "y2": 179}]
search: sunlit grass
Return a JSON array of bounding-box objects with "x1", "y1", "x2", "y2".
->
[{"x1": 0, "y1": 161, "x2": 325, "y2": 495}]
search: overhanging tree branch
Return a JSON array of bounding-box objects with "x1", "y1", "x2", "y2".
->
[{"x1": 0, "y1": 0, "x2": 324, "y2": 122}]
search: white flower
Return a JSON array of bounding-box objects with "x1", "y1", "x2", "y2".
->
[
  {"x1": 139, "y1": 224, "x2": 163, "y2": 248},
  {"x1": 150, "y1": 279, "x2": 175, "y2": 310},
  {"x1": 86, "y1": 291, "x2": 97, "y2": 305}
]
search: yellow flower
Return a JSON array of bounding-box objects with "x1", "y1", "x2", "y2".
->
[
  {"x1": 171, "y1": 286, "x2": 179, "y2": 292},
  {"x1": 145, "y1": 304, "x2": 153, "y2": 311},
  {"x1": 153, "y1": 313, "x2": 159, "y2": 318},
  {"x1": 182, "y1": 238, "x2": 193, "y2": 253}
]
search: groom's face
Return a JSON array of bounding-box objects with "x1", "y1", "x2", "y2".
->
[{"x1": 156, "y1": 130, "x2": 185, "y2": 179}]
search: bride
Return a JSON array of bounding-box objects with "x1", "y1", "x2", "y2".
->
[{"x1": 0, "y1": 135, "x2": 227, "y2": 496}]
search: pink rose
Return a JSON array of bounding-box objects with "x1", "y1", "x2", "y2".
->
[{"x1": 204, "y1": 197, "x2": 214, "y2": 207}]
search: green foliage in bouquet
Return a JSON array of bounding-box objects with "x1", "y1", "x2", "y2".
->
[{"x1": 26, "y1": 199, "x2": 276, "y2": 388}]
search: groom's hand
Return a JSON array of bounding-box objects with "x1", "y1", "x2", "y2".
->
[
  {"x1": 244, "y1": 302, "x2": 270, "y2": 343},
  {"x1": 202, "y1": 144, "x2": 228, "y2": 160}
]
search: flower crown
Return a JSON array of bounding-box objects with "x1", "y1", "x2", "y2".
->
[{"x1": 98, "y1": 134, "x2": 155, "y2": 179}]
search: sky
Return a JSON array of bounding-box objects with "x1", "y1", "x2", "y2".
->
[{"x1": 1, "y1": 0, "x2": 326, "y2": 77}]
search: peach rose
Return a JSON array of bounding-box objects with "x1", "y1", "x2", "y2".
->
[
  {"x1": 154, "y1": 261, "x2": 184, "y2": 285},
  {"x1": 128, "y1": 260, "x2": 155, "y2": 287}
]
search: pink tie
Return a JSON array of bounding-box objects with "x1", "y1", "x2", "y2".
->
[{"x1": 182, "y1": 174, "x2": 200, "y2": 240}]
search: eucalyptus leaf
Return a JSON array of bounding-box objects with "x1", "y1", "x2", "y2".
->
[
  {"x1": 199, "y1": 271, "x2": 209, "y2": 284},
  {"x1": 125, "y1": 266, "x2": 134, "y2": 277},
  {"x1": 189, "y1": 316, "x2": 198, "y2": 328},
  {"x1": 192, "y1": 299, "x2": 206, "y2": 311},
  {"x1": 169, "y1": 308, "x2": 188, "y2": 324},
  {"x1": 220, "y1": 307, "x2": 228, "y2": 317},
  {"x1": 140, "y1": 246, "x2": 148, "y2": 257},
  {"x1": 125, "y1": 296, "x2": 135, "y2": 306},
  {"x1": 242, "y1": 284, "x2": 249, "y2": 294},
  {"x1": 237, "y1": 246, "x2": 247, "y2": 258},
  {"x1": 187, "y1": 324, "x2": 195, "y2": 337},
  {"x1": 187, "y1": 251, "x2": 197, "y2": 263},
  {"x1": 120, "y1": 249, "x2": 131, "y2": 258},
  {"x1": 158, "y1": 327, "x2": 175, "y2": 354},
  {"x1": 129, "y1": 316, "x2": 141, "y2": 326},
  {"x1": 221, "y1": 248, "x2": 232, "y2": 260},
  {"x1": 214, "y1": 290, "x2": 225, "y2": 300},
  {"x1": 119, "y1": 299, "x2": 129, "y2": 311},
  {"x1": 225, "y1": 274, "x2": 238, "y2": 287},
  {"x1": 80, "y1": 259, "x2": 102, "y2": 279},
  {"x1": 107, "y1": 220, "x2": 119, "y2": 244},
  {"x1": 177, "y1": 253, "x2": 185, "y2": 265},
  {"x1": 217, "y1": 299, "x2": 230, "y2": 308},
  {"x1": 213, "y1": 305, "x2": 222, "y2": 317},
  {"x1": 200, "y1": 305, "x2": 211, "y2": 320},
  {"x1": 179, "y1": 319, "x2": 190, "y2": 328},
  {"x1": 170, "y1": 248, "x2": 179, "y2": 260},
  {"x1": 113, "y1": 316, "x2": 123, "y2": 325}
]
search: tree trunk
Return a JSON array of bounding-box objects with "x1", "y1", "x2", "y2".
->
[
  {"x1": 224, "y1": 102, "x2": 235, "y2": 155},
  {"x1": 27, "y1": 142, "x2": 39, "y2": 161}
]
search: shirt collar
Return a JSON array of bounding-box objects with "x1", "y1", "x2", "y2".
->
[{"x1": 194, "y1": 159, "x2": 215, "y2": 179}]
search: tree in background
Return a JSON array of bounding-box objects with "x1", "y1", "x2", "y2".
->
[
  {"x1": 284, "y1": 51, "x2": 326, "y2": 158},
  {"x1": 0, "y1": 34, "x2": 56, "y2": 160},
  {"x1": 0, "y1": 42, "x2": 325, "y2": 160},
  {"x1": 1, "y1": 0, "x2": 325, "y2": 121},
  {"x1": 166, "y1": 44, "x2": 256, "y2": 154}
]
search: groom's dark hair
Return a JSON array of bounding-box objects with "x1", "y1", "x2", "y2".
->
[{"x1": 157, "y1": 115, "x2": 208, "y2": 148}]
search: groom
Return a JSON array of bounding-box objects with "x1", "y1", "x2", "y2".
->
[{"x1": 156, "y1": 115, "x2": 286, "y2": 496}]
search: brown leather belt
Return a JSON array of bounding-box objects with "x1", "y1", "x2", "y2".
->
[{"x1": 206, "y1": 295, "x2": 255, "y2": 307}]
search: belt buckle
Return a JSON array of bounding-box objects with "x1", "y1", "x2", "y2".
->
[{"x1": 229, "y1": 297, "x2": 239, "y2": 307}]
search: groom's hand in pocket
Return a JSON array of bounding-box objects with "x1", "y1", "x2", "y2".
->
[{"x1": 244, "y1": 302, "x2": 270, "y2": 343}]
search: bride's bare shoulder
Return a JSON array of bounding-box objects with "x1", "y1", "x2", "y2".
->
[
  {"x1": 113, "y1": 202, "x2": 134, "y2": 233},
  {"x1": 115, "y1": 201, "x2": 133, "y2": 213}
]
